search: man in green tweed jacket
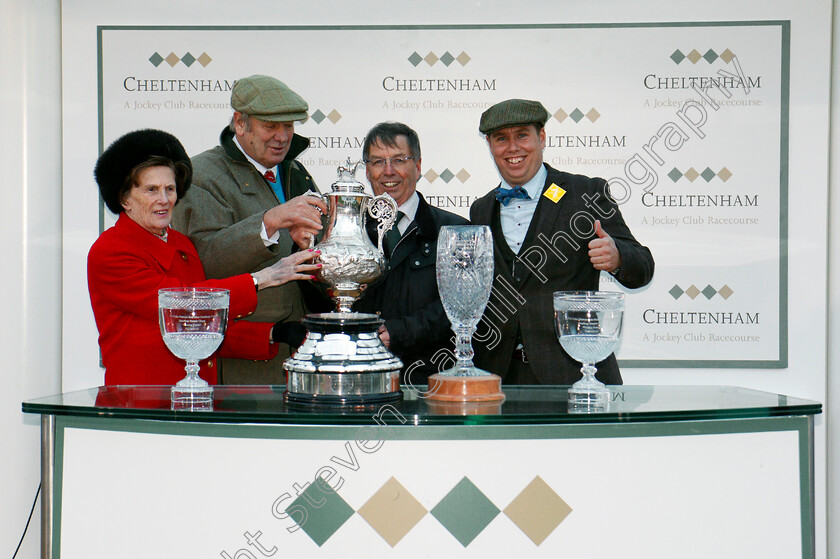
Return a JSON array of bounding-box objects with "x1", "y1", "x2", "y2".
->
[{"x1": 172, "y1": 75, "x2": 329, "y2": 384}]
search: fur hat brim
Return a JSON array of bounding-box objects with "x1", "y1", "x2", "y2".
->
[{"x1": 94, "y1": 129, "x2": 192, "y2": 214}]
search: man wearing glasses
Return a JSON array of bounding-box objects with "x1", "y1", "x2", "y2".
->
[{"x1": 353, "y1": 122, "x2": 468, "y2": 387}]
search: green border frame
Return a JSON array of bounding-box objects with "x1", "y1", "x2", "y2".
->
[
  {"x1": 52, "y1": 413, "x2": 814, "y2": 558},
  {"x1": 96, "y1": 21, "x2": 790, "y2": 369}
]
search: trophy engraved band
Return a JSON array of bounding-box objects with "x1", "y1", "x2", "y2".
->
[{"x1": 283, "y1": 159, "x2": 403, "y2": 405}]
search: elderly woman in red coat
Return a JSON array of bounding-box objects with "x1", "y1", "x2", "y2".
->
[{"x1": 88, "y1": 129, "x2": 319, "y2": 386}]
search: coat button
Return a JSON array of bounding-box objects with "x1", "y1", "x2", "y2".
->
[
  {"x1": 208, "y1": 361, "x2": 214, "y2": 368},
  {"x1": 181, "y1": 254, "x2": 188, "y2": 261},
  {"x1": 414, "y1": 260, "x2": 420, "y2": 266}
]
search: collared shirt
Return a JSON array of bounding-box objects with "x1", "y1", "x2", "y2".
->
[
  {"x1": 394, "y1": 191, "x2": 419, "y2": 235},
  {"x1": 499, "y1": 164, "x2": 548, "y2": 253},
  {"x1": 233, "y1": 136, "x2": 282, "y2": 246}
]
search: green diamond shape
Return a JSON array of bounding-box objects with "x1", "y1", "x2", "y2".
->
[
  {"x1": 440, "y1": 51, "x2": 455, "y2": 66},
  {"x1": 310, "y1": 109, "x2": 326, "y2": 124},
  {"x1": 181, "y1": 52, "x2": 196, "y2": 67},
  {"x1": 700, "y1": 167, "x2": 716, "y2": 182},
  {"x1": 431, "y1": 477, "x2": 499, "y2": 547},
  {"x1": 668, "y1": 168, "x2": 683, "y2": 182},
  {"x1": 702, "y1": 285, "x2": 717, "y2": 299},
  {"x1": 669, "y1": 285, "x2": 685, "y2": 299},
  {"x1": 440, "y1": 169, "x2": 455, "y2": 183},
  {"x1": 703, "y1": 49, "x2": 719, "y2": 63},
  {"x1": 569, "y1": 108, "x2": 585, "y2": 123},
  {"x1": 408, "y1": 52, "x2": 423, "y2": 66},
  {"x1": 149, "y1": 52, "x2": 164, "y2": 67},
  {"x1": 670, "y1": 49, "x2": 686, "y2": 64},
  {"x1": 287, "y1": 478, "x2": 354, "y2": 547}
]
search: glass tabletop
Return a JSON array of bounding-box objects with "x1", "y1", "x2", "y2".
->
[{"x1": 21, "y1": 385, "x2": 821, "y2": 425}]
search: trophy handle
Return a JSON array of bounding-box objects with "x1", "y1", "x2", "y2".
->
[
  {"x1": 303, "y1": 190, "x2": 327, "y2": 249},
  {"x1": 367, "y1": 194, "x2": 398, "y2": 255}
]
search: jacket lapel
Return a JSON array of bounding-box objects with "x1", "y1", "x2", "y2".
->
[{"x1": 514, "y1": 166, "x2": 568, "y2": 286}]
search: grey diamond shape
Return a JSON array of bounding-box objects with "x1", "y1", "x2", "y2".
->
[
  {"x1": 702, "y1": 285, "x2": 717, "y2": 299},
  {"x1": 287, "y1": 478, "x2": 354, "y2": 547},
  {"x1": 149, "y1": 52, "x2": 164, "y2": 67},
  {"x1": 569, "y1": 108, "x2": 585, "y2": 123},
  {"x1": 703, "y1": 49, "x2": 719, "y2": 63},
  {"x1": 700, "y1": 167, "x2": 716, "y2": 182},
  {"x1": 668, "y1": 168, "x2": 683, "y2": 182},
  {"x1": 440, "y1": 51, "x2": 455, "y2": 66},
  {"x1": 181, "y1": 52, "x2": 196, "y2": 67},
  {"x1": 408, "y1": 52, "x2": 423, "y2": 66},
  {"x1": 440, "y1": 169, "x2": 455, "y2": 183},
  {"x1": 670, "y1": 49, "x2": 686, "y2": 64},
  {"x1": 431, "y1": 477, "x2": 499, "y2": 547},
  {"x1": 310, "y1": 109, "x2": 326, "y2": 124},
  {"x1": 669, "y1": 285, "x2": 685, "y2": 299}
]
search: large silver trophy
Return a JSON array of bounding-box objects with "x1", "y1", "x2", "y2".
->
[{"x1": 283, "y1": 159, "x2": 403, "y2": 405}]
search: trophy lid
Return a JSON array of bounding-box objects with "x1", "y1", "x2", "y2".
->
[{"x1": 330, "y1": 157, "x2": 368, "y2": 195}]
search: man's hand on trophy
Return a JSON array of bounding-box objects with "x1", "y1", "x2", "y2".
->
[{"x1": 263, "y1": 195, "x2": 329, "y2": 241}]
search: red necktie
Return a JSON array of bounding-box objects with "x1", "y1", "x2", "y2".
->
[{"x1": 264, "y1": 169, "x2": 276, "y2": 183}]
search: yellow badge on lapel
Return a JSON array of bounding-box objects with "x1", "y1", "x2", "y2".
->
[{"x1": 543, "y1": 183, "x2": 566, "y2": 203}]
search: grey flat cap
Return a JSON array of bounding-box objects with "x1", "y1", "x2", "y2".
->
[
  {"x1": 231, "y1": 75, "x2": 309, "y2": 123},
  {"x1": 479, "y1": 99, "x2": 550, "y2": 135}
]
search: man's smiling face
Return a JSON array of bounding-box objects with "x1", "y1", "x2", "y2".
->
[{"x1": 486, "y1": 124, "x2": 546, "y2": 186}]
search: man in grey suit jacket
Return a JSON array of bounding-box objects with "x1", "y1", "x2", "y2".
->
[
  {"x1": 469, "y1": 99, "x2": 654, "y2": 385},
  {"x1": 172, "y1": 75, "x2": 329, "y2": 384}
]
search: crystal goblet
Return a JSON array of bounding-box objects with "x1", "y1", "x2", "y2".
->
[
  {"x1": 159, "y1": 287, "x2": 229, "y2": 410},
  {"x1": 436, "y1": 225, "x2": 494, "y2": 376},
  {"x1": 553, "y1": 291, "x2": 624, "y2": 410}
]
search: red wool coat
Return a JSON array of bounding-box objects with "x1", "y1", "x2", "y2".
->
[{"x1": 87, "y1": 214, "x2": 278, "y2": 386}]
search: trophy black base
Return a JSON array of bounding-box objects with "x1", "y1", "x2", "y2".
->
[{"x1": 283, "y1": 312, "x2": 404, "y2": 406}]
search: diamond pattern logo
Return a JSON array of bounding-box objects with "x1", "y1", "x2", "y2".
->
[
  {"x1": 423, "y1": 168, "x2": 470, "y2": 184},
  {"x1": 357, "y1": 477, "x2": 427, "y2": 547},
  {"x1": 669, "y1": 284, "x2": 735, "y2": 300},
  {"x1": 286, "y1": 478, "x2": 354, "y2": 547},
  {"x1": 671, "y1": 48, "x2": 736, "y2": 64},
  {"x1": 552, "y1": 107, "x2": 601, "y2": 124},
  {"x1": 668, "y1": 167, "x2": 732, "y2": 183},
  {"x1": 503, "y1": 476, "x2": 572, "y2": 545},
  {"x1": 431, "y1": 477, "x2": 499, "y2": 547},
  {"x1": 307, "y1": 109, "x2": 342, "y2": 124},
  {"x1": 408, "y1": 50, "x2": 471, "y2": 67},
  {"x1": 148, "y1": 51, "x2": 213, "y2": 68}
]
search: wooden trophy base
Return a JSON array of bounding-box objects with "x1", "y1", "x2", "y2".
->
[{"x1": 426, "y1": 373, "x2": 506, "y2": 403}]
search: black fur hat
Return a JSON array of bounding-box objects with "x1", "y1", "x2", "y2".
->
[{"x1": 94, "y1": 129, "x2": 192, "y2": 214}]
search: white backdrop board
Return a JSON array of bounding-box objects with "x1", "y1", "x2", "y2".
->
[{"x1": 94, "y1": 22, "x2": 785, "y2": 369}]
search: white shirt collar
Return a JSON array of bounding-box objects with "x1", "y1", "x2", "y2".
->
[
  {"x1": 234, "y1": 135, "x2": 275, "y2": 176},
  {"x1": 500, "y1": 164, "x2": 548, "y2": 199}
]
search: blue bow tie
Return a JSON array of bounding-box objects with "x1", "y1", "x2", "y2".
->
[{"x1": 495, "y1": 185, "x2": 531, "y2": 206}]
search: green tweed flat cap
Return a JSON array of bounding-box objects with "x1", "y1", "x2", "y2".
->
[
  {"x1": 479, "y1": 99, "x2": 550, "y2": 135},
  {"x1": 231, "y1": 75, "x2": 309, "y2": 123}
]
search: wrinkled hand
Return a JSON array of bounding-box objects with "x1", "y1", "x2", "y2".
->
[
  {"x1": 377, "y1": 324, "x2": 390, "y2": 348},
  {"x1": 263, "y1": 194, "x2": 328, "y2": 246},
  {"x1": 252, "y1": 249, "x2": 321, "y2": 290},
  {"x1": 588, "y1": 220, "x2": 621, "y2": 273}
]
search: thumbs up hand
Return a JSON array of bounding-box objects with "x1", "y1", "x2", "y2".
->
[{"x1": 588, "y1": 220, "x2": 621, "y2": 273}]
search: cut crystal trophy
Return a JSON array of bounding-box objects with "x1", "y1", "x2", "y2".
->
[
  {"x1": 159, "y1": 287, "x2": 229, "y2": 410},
  {"x1": 427, "y1": 225, "x2": 505, "y2": 402},
  {"x1": 553, "y1": 290, "x2": 624, "y2": 411}
]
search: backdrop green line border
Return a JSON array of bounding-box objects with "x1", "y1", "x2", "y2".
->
[{"x1": 95, "y1": 21, "x2": 790, "y2": 369}]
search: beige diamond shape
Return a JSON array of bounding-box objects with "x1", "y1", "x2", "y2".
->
[
  {"x1": 456, "y1": 169, "x2": 471, "y2": 183},
  {"x1": 586, "y1": 108, "x2": 601, "y2": 122},
  {"x1": 553, "y1": 108, "x2": 568, "y2": 123},
  {"x1": 684, "y1": 167, "x2": 700, "y2": 182},
  {"x1": 164, "y1": 52, "x2": 180, "y2": 67},
  {"x1": 687, "y1": 49, "x2": 703, "y2": 64},
  {"x1": 327, "y1": 109, "x2": 342, "y2": 124},
  {"x1": 456, "y1": 51, "x2": 471, "y2": 65},
  {"x1": 504, "y1": 476, "x2": 572, "y2": 545},
  {"x1": 424, "y1": 169, "x2": 439, "y2": 183},
  {"x1": 357, "y1": 477, "x2": 427, "y2": 547},
  {"x1": 685, "y1": 285, "x2": 701, "y2": 299},
  {"x1": 197, "y1": 52, "x2": 212, "y2": 67},
  {"x1": 424, "y1": 52, "x2": 439, "y2": 66},
  {"x1": 718, "y1": 284, "x2": 734, "y2": 299},
  {"x1": 720, "y1": 49, "x2": 735, "y2": 63},
  {"x1": 718, "y1": 167, "x2": 732, "y2": 182}
]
